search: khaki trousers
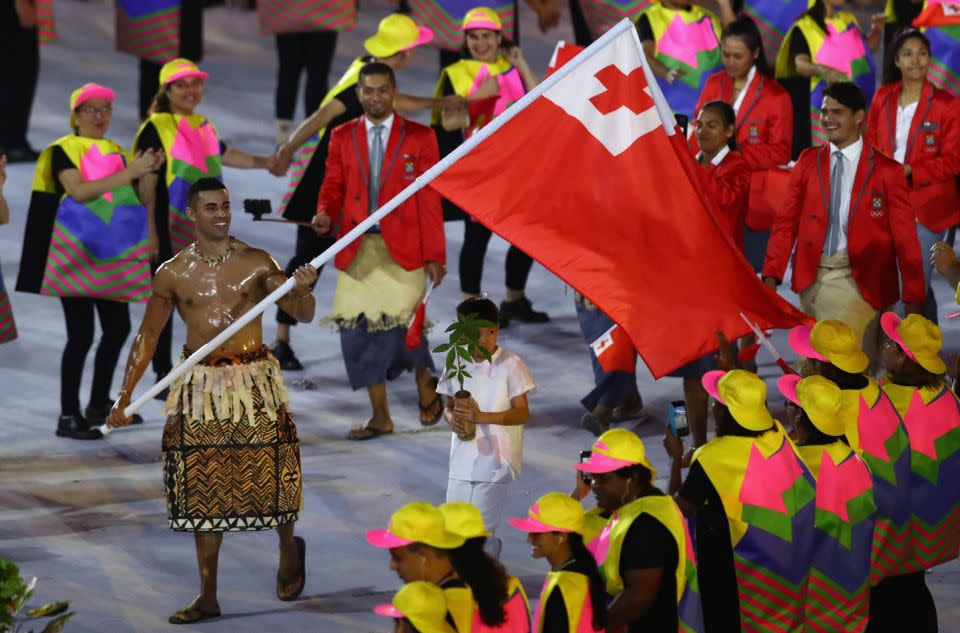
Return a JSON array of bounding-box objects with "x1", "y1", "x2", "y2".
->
[{"x1": 799, "y1": 253, "x2": 881, "y2": 362}]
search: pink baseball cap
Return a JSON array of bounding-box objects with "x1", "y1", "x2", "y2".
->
[
  {"x1": 70, "y1": 83, "x2": 116, "y2": 111},
  {"x1": 788, "y1": 326, "x2": 828, "y2": 363},
  {"x1": 574, "y1": 429, "x2": 656, "y2": 476},
  {"x1": 778, "y1": 374, "x2": 802, "y2": 406},
  {"x1": 461, "y1": 7, "x2": 503, "y2": 31},
  {"x1": 880, "y1": 312, "x2": 917, "y2": 363}
]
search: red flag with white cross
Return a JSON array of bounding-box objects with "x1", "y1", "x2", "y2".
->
[
  {"x1": 429, "y1": 21, "x2": 811, "y2": 377},
  {"x1": 591, "y1": 324, "x2": 636, "y2": 373}
]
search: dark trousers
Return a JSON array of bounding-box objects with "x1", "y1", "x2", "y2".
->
[
  {"x1": 459, "y1": 220, "x2": 534, "y2": 295},
  {"x1": 567, "y1": 0, "x2": 593, "y2": 46},
  {"x1": 277, "y1": 226, "x2": 335, "y2": 326},
  {"x1": 0, "y1": 2, "x2": 38, "y2": 150},
  {"x1": 275, "y1": 30, "x2": 339, "y2": 120},
  {"x1": 60, "y1": 298, "x2": 132, "y2": 416},
  {"x1": 867, "y1": 571, "x2": 938, "y2": 633},
  {"x1": 139, "y1": 59, "x2": 163, "y2": 121}
]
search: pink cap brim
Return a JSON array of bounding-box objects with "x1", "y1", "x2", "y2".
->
[
  {"x1": 702, "y1": 370, "x2": 727, "y2": 404},
  {"x1": 74, "y1": 85, "x2": 116, "y2": 109},
  {"x1": 507, "y1": 516, "x2": 573, "y2": 533},
  {"x1": 574, "y1": 451, "x2": 637, "y2": 474},
  {"x1": 788, "y1": 326, "x2": 828, "y2": 362},
  {"x1": 365, "y1": 528, "x2": 415, "y2": 549},
  {"x1": 374, "y1": 603, "x2": 403, "y2": 618},
  {"x1": 777, "y1": 374, "x2": 802, "y2": 406},
  {"x1": 401, "y1": 26, "x2": 435, "y2": 51},
  {"x1": 164, "y1": 69, "x2": 209, "y2": 84},
  {"x1": 880, "y1": 312, "x2": 918, "y2": 363},
  {"x1": 462, "y1": 19, "x2": 502, "y2": 31}
]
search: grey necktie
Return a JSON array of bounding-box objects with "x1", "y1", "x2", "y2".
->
[
  {"x1": 825, "y1": 150, "x2": 844, "y2": 256},
  {"x1": 369, "y1": 124, "x2": 385, "y2": 214}
]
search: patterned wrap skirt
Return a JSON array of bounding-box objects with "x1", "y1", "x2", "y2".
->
[{"x1": 160, "y1": 346, "x2": 302, "y2": 532}]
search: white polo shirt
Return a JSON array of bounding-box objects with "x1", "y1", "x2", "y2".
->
[{"x1": 437, "y1": 346, "x2": 536, "y2": 483}]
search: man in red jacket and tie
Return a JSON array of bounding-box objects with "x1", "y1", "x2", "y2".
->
[
  {"x1": 313, "y1": 62, "x2": 446, "y2": 440},
  {"x1": 762, "y1": 82, "x2": 924, "y2": 361}
]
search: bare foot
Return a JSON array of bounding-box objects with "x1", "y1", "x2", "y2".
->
[{"x1": 276, "y1": 536, "x2": 306, "y2": 601}]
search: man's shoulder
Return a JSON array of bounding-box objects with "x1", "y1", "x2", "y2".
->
[
  {"x1": 398, "y1": 117, "x2": 436, "y2": 139},
  {"x1": 864, "y1": 142, "x2": 902, "y2": 175},
  {"x1": 329, "y1": 117, "x2": 362, "y2": 141}
]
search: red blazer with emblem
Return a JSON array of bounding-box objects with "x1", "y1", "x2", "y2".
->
[
  {"x1": 317, "y1": 115, "x2": 445, "y2": 271},
  {"x1": 693, "y1": 70, "x2": 794, "y2": 230},
  {"x1": 762, "y1": 142, "x2": 925, "y2": 309},
  {"x1": 865, "y1": 80, "x2": 960, "y2": 232},
  {"x1": 695, "y1": 149, "x2": 752, "y2": 250}
]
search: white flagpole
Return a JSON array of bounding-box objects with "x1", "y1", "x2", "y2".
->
[{"x1": 105, "y1": 18, "x2": 638, "y2": 432}]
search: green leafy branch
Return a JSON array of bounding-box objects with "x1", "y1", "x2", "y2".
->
[
  {"x1": 432, "y1": 311, "x2": 495, "y2": 394},
  {"x1": 1, "y1": 559, "x2": 72, "y2": 633}
]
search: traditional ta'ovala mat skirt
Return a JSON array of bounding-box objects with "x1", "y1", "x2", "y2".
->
[
  {"x1": 328, "y1": 234, "x2": 435, "y2": 390},
  {"x1": 160, "y1": 346, "x2": 302, "y2": 532}
]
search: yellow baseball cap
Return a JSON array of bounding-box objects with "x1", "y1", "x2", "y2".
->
[
  {"x1": 374, "y1": 581, "x2": 457, "y2": 633},
  {"x1": 366, "y1": 502, "x2": 465, "y2": 550},
  {"x1": 881, "y1": 312, "x2": 947, "y2": 374},
  {"x1": 159, "y1": 58, "x2": 208, "y2": 86},
  {"x1": 508, "y1": 492, "x2": 585, "y2": 533},
  {"x1": 574, "y1": 428, "x2": 657, "y2": 478},
  {"x1": 702, "y1": 369, "x2": 775, "y2": 432},
  {"x1": 364, "y1": 13, "x2": 434, "y2": 58},
  {"x1": 439, "y1": 502, "x2": 491, "y2": 539},
  {"x1": 789, "y1": 320, "x2": 869, "y2": 374},
  {"x1": 778, "y1": 374, "x2": 847, "y2": 437},
  {"x1": 462, "y1": 6, "x2": 503, "y2": 31}
]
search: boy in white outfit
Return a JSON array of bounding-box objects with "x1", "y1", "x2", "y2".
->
[{"x1": 438, "y1": 298, "x2": 536, "y2": 558}]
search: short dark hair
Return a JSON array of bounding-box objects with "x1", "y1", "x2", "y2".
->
[
  {"x1": 456, "y1": 297, "x2": 500, "y2": 325},
  {"x1": 822, "y1": 82, "x2": 867, "y2": 114},
  {"x1": 612, "y1": 463, "x2": 654, "y2": 487},
  {"x1": 884, "y1": 28, "x2": 931, "y2": 84},
  {"x1": 721, "y1": 15, "x2": 771, "y2": 76},
  {"x1": 358, "y1": 62, "x2": 396, "y2": 86},
  {"x1": 187, "y1": 177, "x2": 227, "y2": 210}
]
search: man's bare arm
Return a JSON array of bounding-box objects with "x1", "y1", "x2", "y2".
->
[
  {"x1": 266, "y1": 256, "x2": 317, "y2": 324},
  {"x1": 106, "y1": 267, "x2": 177, "y2": 426}
]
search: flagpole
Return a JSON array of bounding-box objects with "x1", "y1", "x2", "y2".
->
[{"x1": 104, "y1": 18, "x2": 638, "y2": 432}]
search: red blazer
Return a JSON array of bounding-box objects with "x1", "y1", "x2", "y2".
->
[
  {"x1": 694, "y1": 71, "x2": 794, "y2": 230},
  {"x1": 762, "y1": 142, "x2": 925, "y2": 309},
  {"x1": 695, "y1": 149, "x2": 751, "y2": 250},
  {"x1": 865, "y1": 80, "x2": 960, "y2": 232},
  {"x1": 317, "y1": 115, "x2": 445, "y2": 271}
]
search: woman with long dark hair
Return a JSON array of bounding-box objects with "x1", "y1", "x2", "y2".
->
[
  {"x1": 775, "y1": 0, "x2": 885, "y2": 153},
  {"x1": 434, "y1": 7, "x2": 549, "y2": 327},
  {"x1": 439, "y1": 502, "x2": 531, "y2": 631},
  {"x1": 694, "y1": 15, "x2": 793, "y2": 271},
  {"x1": 866, "y1": 28, "x2": 960, "y2": 324},
  {"x1": 876, "y1": 312, "x2": 960, "y2": 632},
  {"x1": 508, "y1": 493, "x2": 606, "y2": 632}
]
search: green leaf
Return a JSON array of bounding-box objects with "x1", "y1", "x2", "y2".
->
[
  {"x1": 445, "y1": 349, "x2": 456, "y2": 369},
  {"x1": 432, "y1": 343, "x2": 451, "y2": 353},
  {"x1": 461, "y1": 370, "x2": 472, "y2": 379},
  {"x1": 474, "y1": 319, "x2": 496, "y2": 329},
  {"x1": 39, "y1": 613, "x2": 73, "y2": 633},
  {"x1": 445, "y1": 323, "x2": 459, "y2": 333},
  {"x1": 25, "y1": 603, "x2": 69, "y2": 619}
]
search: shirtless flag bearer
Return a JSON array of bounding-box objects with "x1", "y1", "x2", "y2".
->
[{"x1": 106, "y1": 178, "x2": 318, "y2": 625}]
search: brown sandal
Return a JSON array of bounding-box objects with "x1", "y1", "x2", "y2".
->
[
  {"x1": 168, "y1": 601, "x2": 221, "y2": 625},
  {"x1": 277, "y1": 536, "x2": 307, "y2": 601}
]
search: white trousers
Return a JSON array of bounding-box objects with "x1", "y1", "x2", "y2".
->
[{"x1": 445, "y1": 479, "x2": 511, "y2": 535}]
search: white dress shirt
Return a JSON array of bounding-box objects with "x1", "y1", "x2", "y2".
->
[
  {"x1": 437, "y1": 347, "x2": 537, "y2": 483},
  {"x1": 894, "y1": 101, "x2": 918, "y2": 164},
  {"x1": 698, "y1": 144, "x2": 730, "y2": 167},
  {"x1": 732, "y1": 65, "x2": 756, "y2": 114},
  {"x1": 828, "y1": 137, "x2": 863, "y2": 254},
  {"x1": 364, "y1": 113, "x2": 394, "y2": 175}
]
